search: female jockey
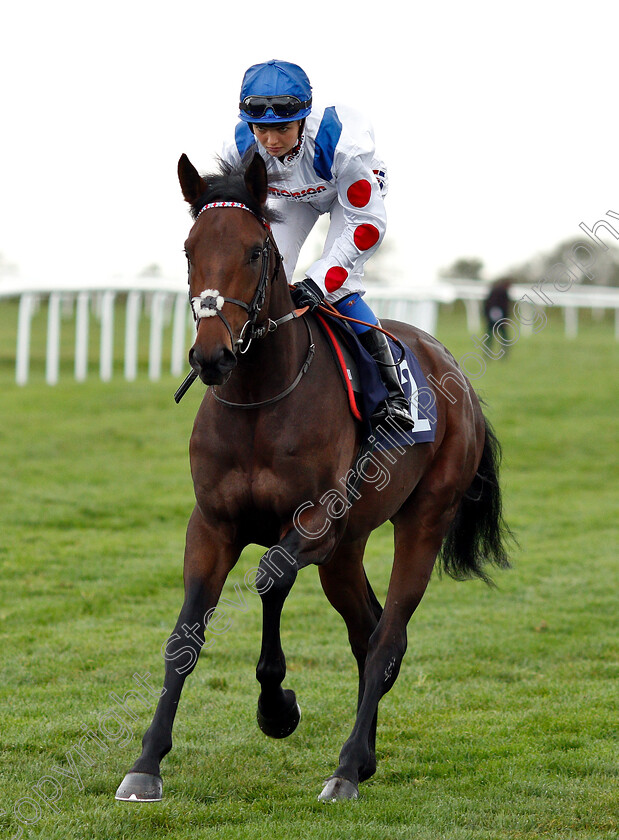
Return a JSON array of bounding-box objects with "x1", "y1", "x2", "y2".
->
[{"x1": 221, "y1": 59, "x2": 414, "y2": 431}]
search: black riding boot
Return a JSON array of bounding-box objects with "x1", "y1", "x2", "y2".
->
[{"x1": 358, "y1": 327, "x2": 415, "y2": 431}]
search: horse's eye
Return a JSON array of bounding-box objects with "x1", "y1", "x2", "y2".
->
[{"x1": 250, "y1": 247, "x2": 263, "y2": 263}]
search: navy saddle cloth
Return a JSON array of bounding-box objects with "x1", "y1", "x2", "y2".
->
[{"x1": 315, "y1": 312, "x2": 437, "y2": 450}]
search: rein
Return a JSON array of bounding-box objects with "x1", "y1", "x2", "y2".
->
[
  {"x1": 211, "y1": 316, "x2": 315, "y2": 409},
  {"x1": 316, "y1": 300, "x2": 405, "y2": 366}
]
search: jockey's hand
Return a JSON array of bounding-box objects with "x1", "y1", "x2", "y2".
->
[{"x1": 291, "y1": 278, "x2": 324, "y2": 312}]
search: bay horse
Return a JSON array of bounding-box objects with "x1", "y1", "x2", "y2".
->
[{"x1": 116, "y1": 152, "x2": 511, "y2": 803}]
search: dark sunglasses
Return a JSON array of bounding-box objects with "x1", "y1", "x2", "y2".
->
[{"x1": 240, "y1": 95, "x2": 312, "y2": 119}]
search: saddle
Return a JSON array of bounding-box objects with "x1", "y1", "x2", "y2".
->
[{"x1": 315, "y1": 312, "x2": 436, "y2": 450}]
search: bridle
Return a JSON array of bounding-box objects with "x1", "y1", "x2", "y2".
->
[
  {"x1": 189, "y1": 201, "x2": 283, "y2": 355},
  {"x1": 175, "y1": 200, "x2": 315, "y2": 407}
]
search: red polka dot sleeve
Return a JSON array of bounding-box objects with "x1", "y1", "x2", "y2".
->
[{"x1": 305, "y1": 122, "x2": 387, "y2": 296}]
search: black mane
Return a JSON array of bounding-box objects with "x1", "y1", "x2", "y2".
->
[{"x1": 189, "y1": 156, "x2": 282, "y2": 225}]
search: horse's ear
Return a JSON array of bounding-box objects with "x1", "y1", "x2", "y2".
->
[
  {"x1": 178, "y1": 154, "x2": 208, "y2": 204},
  {"x1": 244, "y1": 152, "x2": 268, "y2": 208}
]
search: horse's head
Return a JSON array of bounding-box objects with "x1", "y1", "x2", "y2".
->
[{"x1": 179, "y1": 153, "x2": 279, "y2": 385}]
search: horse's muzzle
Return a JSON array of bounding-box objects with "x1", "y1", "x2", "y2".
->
[{"x1": 189, "y1": 344, "x2": 237, "y2": 385}]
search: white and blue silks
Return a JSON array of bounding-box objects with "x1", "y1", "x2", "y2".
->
[{"x1": 221, "y1": 104, "x2": 388, "y2": 305}]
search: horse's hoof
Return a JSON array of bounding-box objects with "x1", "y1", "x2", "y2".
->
[
  {"x1": 318, "y1": 776, "x2": 359, "y2": 802},
  {"x1": 257, "y1": 689, "x2": 301, "y2": 739},
  {"x1": 115, "y1": 772, "x2": 163, "y2": 802}
]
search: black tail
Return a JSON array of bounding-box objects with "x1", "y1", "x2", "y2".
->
[{"x1": 438, "y1": 415, "x2": 514, "y2": 584}]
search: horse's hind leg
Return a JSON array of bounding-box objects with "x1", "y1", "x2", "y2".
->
[
  {"x1": 319, "y1": 496, "x2": 455, "y2": 801},
  {"x1": 116, "y1": 507, "x2": 239, "y2": 802},
  {"x1": 318, "y1": 537, "x2": 383, "y2": 788}
]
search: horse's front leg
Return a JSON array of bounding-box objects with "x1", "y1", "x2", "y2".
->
[
  {"x1": 115, "y1": 507, "x2": 239, "y2": 802},
  {"x1": 255, "y1": 521, "x2": 342, "y2": 740}
]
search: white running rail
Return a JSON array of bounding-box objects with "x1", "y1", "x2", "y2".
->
[{"x1": 1, "y1": 277, "x2": 618, "y2": 385}]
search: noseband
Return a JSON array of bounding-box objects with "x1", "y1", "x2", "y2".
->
[{"x1": 190, "y1": 201, "x2": 282, "y2": 355}]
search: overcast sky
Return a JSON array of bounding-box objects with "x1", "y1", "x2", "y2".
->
[{"x1": 1, "y1": 1, "x2": 618, "y2": 288}]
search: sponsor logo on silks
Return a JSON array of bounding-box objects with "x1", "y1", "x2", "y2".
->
[
  {"x1": 268, "y1": 185, "x2": 328, "y2": 200},
  {"x1": 373, "y1": 169, "x2": 387, "y2": 192}
]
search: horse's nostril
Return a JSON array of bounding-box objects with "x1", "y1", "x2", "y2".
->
[
  {"x1": 220, "y1": 347, "x2": 237, "y2": 372},
  {"x1": 188, "y1": 346, "x2": 200, "y2": 371}
]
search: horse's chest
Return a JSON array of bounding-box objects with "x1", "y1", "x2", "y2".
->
[
  {"x1": 192, "y1": 419, "x2": 338, "y2": 522},
  {"x1": 246, "y1": 463, "x2": 304, "y2": 512}
]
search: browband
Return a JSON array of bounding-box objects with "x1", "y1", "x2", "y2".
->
[{"x1": 196, "y1": 201, "x2": 270, "y2": 229}]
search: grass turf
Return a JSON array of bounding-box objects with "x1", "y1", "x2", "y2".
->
[{"x1": 0, "y1": 300, "x2": 617, "y2": 839}]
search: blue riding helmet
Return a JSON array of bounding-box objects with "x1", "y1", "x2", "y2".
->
[{"x1": 239, "y1": 59, "x2": 312, "y2": 124}]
